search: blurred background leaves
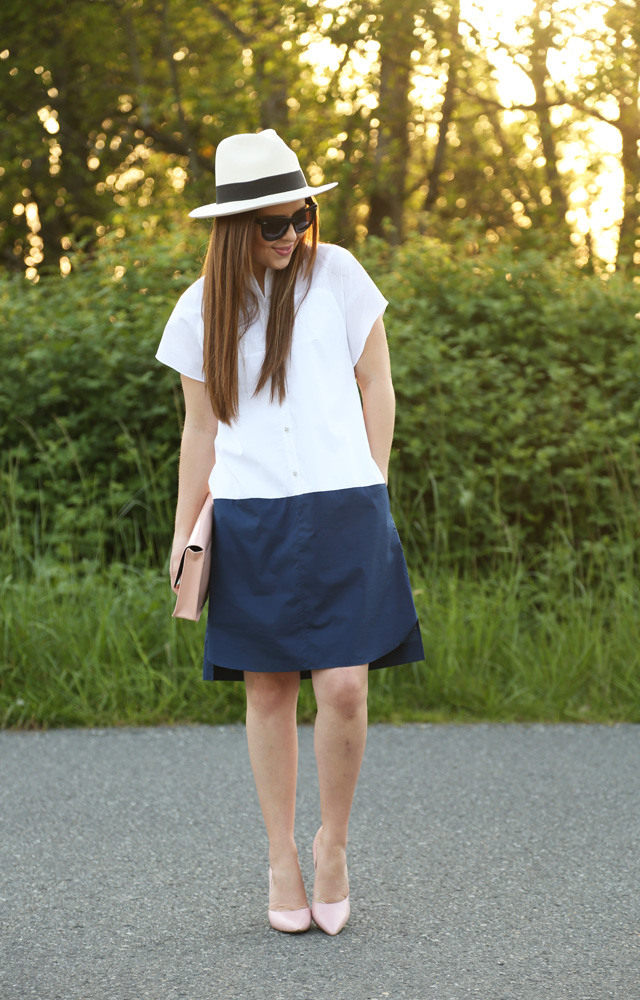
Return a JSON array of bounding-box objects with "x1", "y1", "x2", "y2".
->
[{"x1": 2, "y1": 0, "x2": 639, "y2": 273}]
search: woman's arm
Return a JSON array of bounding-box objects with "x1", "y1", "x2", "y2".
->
[
  {"x1": 354, "y1": 314, "x2": 395, "y2": 484},
  {"x1": 169, "y1": 375, "x2": 218, "y2": 591}
]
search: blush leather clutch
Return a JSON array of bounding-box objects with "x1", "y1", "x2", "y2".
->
[{"x1": 172, "y1": 494, "x2": 214, "y2": 622}]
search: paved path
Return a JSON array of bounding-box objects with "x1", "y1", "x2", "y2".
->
[{"x1": 1, "y1": 724, "x2": 639, "y2": 1000}]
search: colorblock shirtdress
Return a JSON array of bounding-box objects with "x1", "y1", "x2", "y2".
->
[{"x1": 156, "y1": 242, "x2": 424, "y2": 681}]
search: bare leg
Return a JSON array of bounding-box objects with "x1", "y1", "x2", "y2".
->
[
  {"x1": 244, "y1": 670, "x2": 308, "y2": 910},
  {"x1": 311, "y1": 664, "x2": 369, "y2": 903}
]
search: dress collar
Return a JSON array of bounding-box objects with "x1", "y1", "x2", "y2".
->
[{"x1": 251, "y1": 268, "x2": 274, "y2": 302}]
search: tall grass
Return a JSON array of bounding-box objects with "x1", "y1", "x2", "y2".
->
[
  {"x1": 2, "y1": 557, "x2": 639, "y2": 730},
  {"x1": 2, "y1": 451, "x2": 639, "y2": 730}
]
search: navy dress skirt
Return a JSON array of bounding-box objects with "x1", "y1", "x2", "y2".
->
[{"x1": 203, "y1": 484, "x2": 424, "y2": 681}]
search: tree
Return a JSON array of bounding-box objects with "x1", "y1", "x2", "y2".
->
[
  {"x1": 367, "y1": 0, "x2": 416, "y2": 241},
  {"x1": 1, "y1": 0, "x2": 635, "y2": 272},
  {"x1": 0, "y1": 0, "x2": 336, "y2": 273},
  {"x1": 577, "y1": 0, "x2": 640, "y2": 266}
]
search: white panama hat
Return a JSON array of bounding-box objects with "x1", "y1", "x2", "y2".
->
[{"x1": 188, "y1": 129, "x2": 338, "y2": 219}]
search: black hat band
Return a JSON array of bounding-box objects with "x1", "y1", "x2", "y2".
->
[{"x1": 215, "y1": 169, "x2": 307, "y2": 205}]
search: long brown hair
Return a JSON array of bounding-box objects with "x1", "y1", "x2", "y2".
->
[{"x1": 201, "y1": 207, "x2": 318, "y2": 423}]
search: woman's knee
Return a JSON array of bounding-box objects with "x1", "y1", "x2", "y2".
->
[
  {"x1": 314, "y1": 665, "x2": 368, "y2": 718},
  {"x1": 245, "y1": 671, "x2": 300, "y2": 716}
]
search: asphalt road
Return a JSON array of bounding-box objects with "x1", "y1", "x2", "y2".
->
[{"x1": 1, "y1": 723, "x2": 639, "y2": 1000}]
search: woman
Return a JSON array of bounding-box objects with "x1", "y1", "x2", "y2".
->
[{"x1": 156, "y1": 129, "x2": 424, "y2": 935}]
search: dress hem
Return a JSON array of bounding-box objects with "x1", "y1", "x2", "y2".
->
[{"x1": 202, "y1": 620, "x2": 424, "y2": 683}]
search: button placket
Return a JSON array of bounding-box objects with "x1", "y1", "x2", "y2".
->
[{"x1": 281, "y1": 405, "x2": 300, "y2": 484}]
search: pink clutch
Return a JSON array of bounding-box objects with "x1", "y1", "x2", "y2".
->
[{"x1": 172, "y1": 494, "x2": 214, "y2": 622}]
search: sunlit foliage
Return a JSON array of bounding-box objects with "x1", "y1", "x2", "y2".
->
[{"x1": 0, "y1": 0, "x2": 635, "y2": 276}]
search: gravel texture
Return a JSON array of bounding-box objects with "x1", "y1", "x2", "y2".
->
[{"x1": 1, "y1": 723, "x2": 639, "y2": 1000}]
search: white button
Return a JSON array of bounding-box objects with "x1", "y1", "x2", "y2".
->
[
  {"x1": 284, "y1": 426, "x2": 290, "y2": 432},
  {"x1": 292, "y1": 471, "x2": 298, "y2": 477}
]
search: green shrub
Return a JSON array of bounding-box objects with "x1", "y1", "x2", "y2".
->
[
  {"x1": 2, "y1": 225, "x2": 639, "y2": 575},
  {"x1": 1, "y1": 224, "x2": 202, "y2": 565},
  {"x1": 362, "y1": 237, "x2": 640, "y2": 575}
]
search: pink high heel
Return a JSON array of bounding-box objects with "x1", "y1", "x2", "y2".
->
[
  {"x1": 311, "y1": 829, "x2": 350, "y2": 935},
  {"x1": 268, "y1": 868, "x2": 311, "y2": 933}
]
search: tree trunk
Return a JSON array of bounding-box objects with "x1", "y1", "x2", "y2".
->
[
  {"x1": 527, "y1": 0, "x2": 569, "y2": 230},
  {"x1": 616, "y1": 107, "x2": 640, "y2": 265},
  {"x1": 607, "y1": 4, "x2": 640, "y2": 266},
  {"x1": 424, "y1": 1, "x2": 459, "y2": 212},
  {"x1": 367, "y1": 0, "x2": 415, "y2": 242},
  {"x1": 160, "y1": 0, "x2": 200, "y2": 178}
]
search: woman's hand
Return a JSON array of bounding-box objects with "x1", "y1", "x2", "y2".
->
[{"x1": 170, "y1": 534, "x2": 190, "y2": 594}]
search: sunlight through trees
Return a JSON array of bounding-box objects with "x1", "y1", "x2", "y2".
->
[{"x1": 1, "y1": 0, "x2": 636, "y2": 276}]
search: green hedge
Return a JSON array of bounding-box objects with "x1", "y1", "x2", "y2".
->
[
  {"x1": 1, "y1": 226, "x2": 199, "y2": 565},
  {"x1": 2, "y1": 225, "x2": 639, "y2": 574},
  {"x1": 361, "y1": 237, "x2": 640, "y2": 573}
]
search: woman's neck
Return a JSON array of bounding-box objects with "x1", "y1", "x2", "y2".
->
[{"x1": 252, "y1": 262, "x2": 266, "y2": 294}]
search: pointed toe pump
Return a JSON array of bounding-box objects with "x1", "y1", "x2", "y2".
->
[
  {"x1": 268, "y1": 868, "x2": 311, "y2": 934},
  {"x1": 311, "y1": 831, "x2": 351, "y2": 936},
  {"x1": 311, "y1": 896, "x2": 351, "y2": 936}
]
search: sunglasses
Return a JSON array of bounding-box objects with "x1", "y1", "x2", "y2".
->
[{"x1": 255, "y1": 200, "x2": 317, "y2": 242}]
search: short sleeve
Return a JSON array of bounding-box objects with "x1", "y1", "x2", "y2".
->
[
  {"x1": 337, "y1": 248, "x2": 388, "y2": 365},
  {"x1": 155, "y1": 276, "x2": 206, "y2": 382}
]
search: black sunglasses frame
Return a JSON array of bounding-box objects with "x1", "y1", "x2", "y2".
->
[{"x1": 254, "y1": 199, "x2": 317, "y2": 242}]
